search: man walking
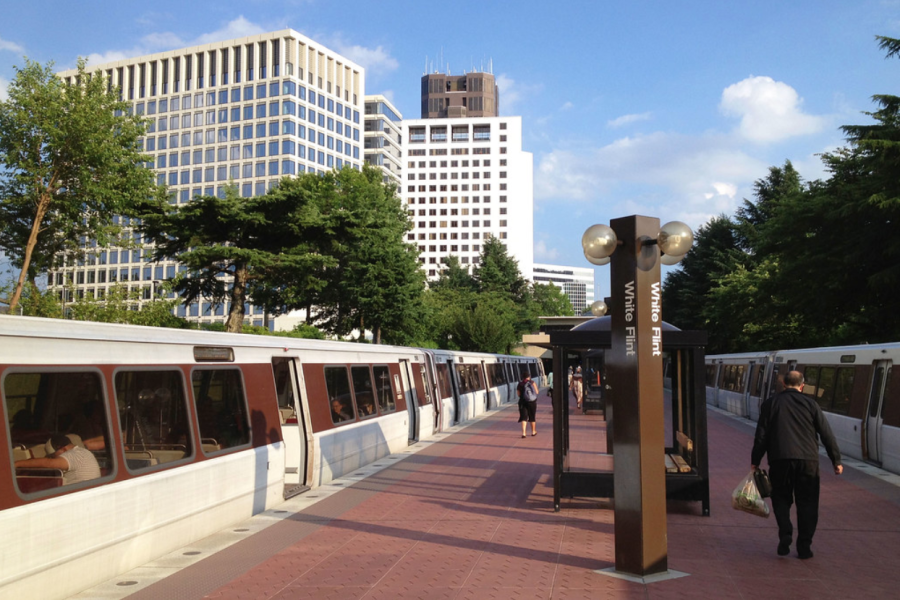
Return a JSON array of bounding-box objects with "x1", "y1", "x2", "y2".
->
[{"x1": 751, "y1": 370, "x2": 843, "y2": 559}]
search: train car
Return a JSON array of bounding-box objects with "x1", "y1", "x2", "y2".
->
[
  {"x1": 424, "y1": 350, "x2": 541, "y2": 431},
  {"x1": 706, "y1": 343, "x2": 900, "y2": 475},
  {"x1": 0, "y1": 316, "x2": 534, "y2": 600},
  {"x1": 704, "y1": 351, "x2": 775, "y2": 421}
]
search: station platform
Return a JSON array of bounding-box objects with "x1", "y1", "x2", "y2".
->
[{"x1": 75, "y1": 394, "x2": 900, "y2": 600}]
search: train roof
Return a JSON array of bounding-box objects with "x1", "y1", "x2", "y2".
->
[{"x1": 0, "y1": 315, "x2": 421, "y2": 357}]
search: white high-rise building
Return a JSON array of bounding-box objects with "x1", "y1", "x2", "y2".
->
[
  {"x1": 401, "y1": 115, "x2": 533, "y2": 280},
  {"x1": 364, "y1": 95, "x2": 402, "y2": 185},
  {"x1": 532, "y1": 263, "x2": 595, "y2": 313},
  {"x1": 51, "y1": 30, "x2": 365, "y2": 326}
]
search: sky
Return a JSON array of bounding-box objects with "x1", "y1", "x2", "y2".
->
[{"x1": 2, "y1": 0, "x2": 899, "y2": 299}]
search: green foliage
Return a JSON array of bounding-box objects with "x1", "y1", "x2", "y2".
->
[
  {"x1": 0, "y1": 279, "x2": 62, "y2": 318},
  {"x1": 531, "y1": 282, "x2": 575, "y2": 317},
  {"x1": 68, "y1": 285, "x2": 187, "y2": 328},
  {"x1": 0, "y1": 58, "x2": 156, "y2": 312},
  {"x1": 310, "y1": 166, "x2": 426, "y2": 344},
  {"x1": 662, "y1": 35, "x2": 900, "y2": 350}
]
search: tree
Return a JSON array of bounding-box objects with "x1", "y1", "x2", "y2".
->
[
  {"x1": 68, "y1": 284, "x2": 186, "y2": 328},
  {"x1": 531, "y1": 282, "x2": 575, "y2": 317},
  {"x1": 661, "y1": 215, "x2": 743, "y2": 337},
  {"x1": 312, "y1": 167, "x2": 426, "y2": 344},
  {"x1": 0, "y1": 58, "x2": 155, "y2": 313},
  {"x1": 135, "y1": 184, "x2": 333, "y2": 333}
]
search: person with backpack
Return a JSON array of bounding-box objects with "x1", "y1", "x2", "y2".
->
[{"x1": 517, "y1": 370, "x2": 539, "y2": 438}]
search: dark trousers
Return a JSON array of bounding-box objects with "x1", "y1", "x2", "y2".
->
[{"x1": 769, "y1": 459, "x2": 820, "y2": 550}]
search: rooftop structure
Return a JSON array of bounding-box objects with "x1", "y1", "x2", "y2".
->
[{"x1": 421, "y1": 72, "x2": 498, "y2": 119}]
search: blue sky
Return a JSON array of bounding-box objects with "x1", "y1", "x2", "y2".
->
[{"x1": 2, "y1": 0, "x2": 899, "y2": 298}]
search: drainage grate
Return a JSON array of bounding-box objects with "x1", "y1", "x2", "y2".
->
[{"x1": 183, "y1": 551, "x2": 201, "y2": 556}]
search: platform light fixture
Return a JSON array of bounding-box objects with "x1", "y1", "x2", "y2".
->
[{"x1": 582, "y1": 220, "x2": 694, "y2": 317}]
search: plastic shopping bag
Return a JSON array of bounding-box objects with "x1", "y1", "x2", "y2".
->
[{"x1": 732, "y1": 470, "x2": 770, "y2": 518}]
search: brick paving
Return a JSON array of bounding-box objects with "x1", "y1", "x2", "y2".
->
[{"x1": 111, "y1": 393, "x2": 900, "y2": 600}]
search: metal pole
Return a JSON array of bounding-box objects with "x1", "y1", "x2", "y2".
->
[{"x1": 607, "y1": 215, "x2": 668, "y2": 576}]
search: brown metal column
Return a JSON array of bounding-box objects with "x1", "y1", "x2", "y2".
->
[
  {"x1": 553, "y1": 345, "x2": 563, "y2": 511},
  {"x1": 607, "y1": 215, "x2": 668, "y2": 576}
]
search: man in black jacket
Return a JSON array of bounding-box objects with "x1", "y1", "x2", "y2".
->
[{"x1": 751, "y1": 370, "x2": 843, "y2": 559}]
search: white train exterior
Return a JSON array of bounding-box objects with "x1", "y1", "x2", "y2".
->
[
  {"x1": 706, "y1": 343, "x2": 899, "y2": 474},
  {"x1": 0, "y1": 316, "x2": 542, "y2": 600}
]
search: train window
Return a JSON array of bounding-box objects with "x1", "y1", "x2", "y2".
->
[
  {"x1": 722, "y1": 365, "x2": 746, "y2": 393},
  {"x1": 351, "y1": 366, "x2": 377, "y2": 418},
  {"x1": 324, "y1": 366, "x2": 355, "y2": 424},
  {"x1": 115, "y1": 370, "x2": 193, "y2": 470},
  {"x1": 435, "y1": 363, "x2": 453, "y2": 399},
  {"x1": 5, "y1": 371, "x2": 112, "y2": 493},
  {"x1": 373, "y1": 366, "x2": 396, "y2": 413},
  {"x1": 801, "y1": 366, "x2": 822, "y2": 407},
  {"x1": 832, "y1": 368, "x2": 854, "y2": 415},
  {"x1": 705, "y1": 365, "x2": 718, "y2": 387},
  {"x1": 191, "y1": 369, "x2": 250, "y2": 452},
  {"x1": 272, "y1": 359, "x2": 298, "y2": 424},
  {"x1": 816, "y1": 367, "x2": 837, "y2": 412}
]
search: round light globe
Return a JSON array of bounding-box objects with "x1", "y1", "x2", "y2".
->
[
  {"x1": 591, "y1": 301, "x2": 608, "y2": 317},
  {"x1": 660, "y1": 252, "x2": 683, "y2": 265},
  {"x1": 658, "y1": 221, "x2": 694, "y2": 256},
  {"x1": 582, "y1": 224, "x2": 618, "y2": 260},
  {"x1": 585, "y1": 255, "x2": 611, "y2": 266}
]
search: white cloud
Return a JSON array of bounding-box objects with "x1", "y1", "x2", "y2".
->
[
  {"x1": 0, "y1": 76, "x2": 9, "y2": 102},
  {"x1": 534, "y1": 131, "x2": 768, "y2": 228},
  {"x1": 496, "y1": 74, "x2": 542, "y2": 115},
  {"x1": 0, "y1": 36, "x2": 24, "y2": 54},
  {"x1": 84, "y1": 17, "x2": 267, "y2": 68},
  {"x1": 720, "y1": 76, "x2": 826, "y2": 143},
  {"x1": 534, "y1": 240, "x2": 560, "y2": 261},
  {"x1": 560, "y1": 101, "x2": 574, "y2": 111},
  {"x1": 607, "y1": 112, "x2": 652, "y2": 128},
  {"x1": 193, "y1": 16, "x2": 266, "y2": 46}
]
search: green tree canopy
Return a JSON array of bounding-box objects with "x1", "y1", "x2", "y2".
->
[
  {"x1": 0, "y1": 58, "x2": 155, "y2": 312},
  {"x1": 135, "y1": 183, "x2": 334, "y2": 332}
]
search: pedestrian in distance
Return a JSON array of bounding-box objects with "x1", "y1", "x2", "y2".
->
[
  {"x1": 751, "y1": 370, "x2": 843, "y2": 559},
  {"x1": 546, "y1": 370, "x2": 554, "y2": 408},
  {"x1": 517, "y1": 370, "x2": 539, "y2": 438},
  {"x1": 570, "y1": 367, "x2": 584, "y2": 410}
]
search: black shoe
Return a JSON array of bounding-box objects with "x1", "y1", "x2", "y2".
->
[
  {"x1": 797, "y1": 547, "x2": 813, "y2": 560},
  {"x1": 777, "y1": 543, "x2": 790, "y2": 556}
]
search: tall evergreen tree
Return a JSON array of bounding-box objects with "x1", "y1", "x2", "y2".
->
[{"x1": 0, "y1": 58, "x2": 155, "y2": 312}]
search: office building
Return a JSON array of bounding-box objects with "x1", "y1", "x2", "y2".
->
[
  {"x1": 364, "y1": 95, "x2": 402, "y2": 185},
  {"x1": 49, "y1": 30, "x2": 365, "y2": 326},
  {"x1": 402, "y1": 115, "x2": 533, "y2": 281},
  {"x1": 532, "y1": 263, "x2": 595, "y2": 313}
]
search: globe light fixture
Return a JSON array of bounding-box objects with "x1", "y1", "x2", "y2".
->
[
  {"x1": 660, "y1": 252, "x2": 684, "y2": 266},
  {"x1": 582, "y1": 224, "x2": 618, "y2": 261},
  {"x1": 590, "y1": 300, "x2": 608, "y2": 316},
  {"x1": 657, "y1": 221, "x2": 694, "y2": 257},
  {"x1": 585, "y1": 255, "x2": 612, "y2": 266}
]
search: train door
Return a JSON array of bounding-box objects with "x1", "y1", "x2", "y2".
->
[
  {"x1": 272, "y1": 357, "x2": 310, "y2": 493},
  {"x1": 865, "y1": 361, "x2": 892, "y2": 465},
  {"x1": 399, "y1": 359, "x2": 419, "y2": 443},
  {"x1": 481, "y1": 361, "x2": 492, "y2": 410},
  {"x1": 742, "y1": 362, "x2": 756, "y2": 418},
  {"x1": 447, "y1": 359, "x2": 461, "y2": 424}
]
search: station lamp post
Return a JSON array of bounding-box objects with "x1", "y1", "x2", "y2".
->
[{"x1": 581, "y1": 215, "x2": 692, "y2": 581}]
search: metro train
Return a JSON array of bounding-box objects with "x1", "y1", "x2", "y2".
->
[
  {"x1": 0, "y1": 316, "x2": 542, "y2": 600},
  {"x1": 705, "y1": 343, "x2": 899, "y2": 474}
]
